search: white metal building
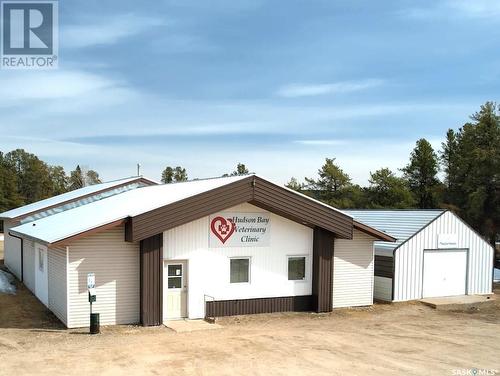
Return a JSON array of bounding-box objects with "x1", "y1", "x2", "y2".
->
[
  {"x1": 2, "y1": 175, "x2": 393, "y2": 328},
  {"x1": 345, "y1": 210, "x2": 494, "y2": 302},
  {"x1": 0, "y1": 176, "x2": 156, "y2": 305}
]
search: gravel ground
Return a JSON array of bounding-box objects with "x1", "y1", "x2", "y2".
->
[{"x1": 0, "y1": 280, "x2": 499, "y2": 376}]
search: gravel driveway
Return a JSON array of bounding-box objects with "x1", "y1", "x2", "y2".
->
[{"x1": 0, "y1": 281, "x2": 498, "y2": 376}]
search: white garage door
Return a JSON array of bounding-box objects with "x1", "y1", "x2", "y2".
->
[{"x1": 422, "y1": 250, "x2": 467, "y2": 298}]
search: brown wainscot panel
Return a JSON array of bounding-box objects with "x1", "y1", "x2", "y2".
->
[
  {"x1": 205, "y1": 295, "x2": 313, "y2": 317},
  {"x1": 374, "y1": 255, "x2": 394, "y2": 279}
]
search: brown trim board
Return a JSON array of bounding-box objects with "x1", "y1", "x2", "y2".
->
[
  {"x1": 140, "y1": 233, "x2": 163, "y2": 326},
  {"x1": 128, "y1": 176, "x2": 356, "y2": 242},
  {"x1": 312, "y1": 227, "x2": 335, "y2": 312}
]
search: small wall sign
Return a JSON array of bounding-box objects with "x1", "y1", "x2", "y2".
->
[
  {"x1": 87, "y1": 273, "x2": 96, "y2": 289},
  {"x1": 437, "y1": 234, "x2": 458, "y2": 249},
  {"x1": 209, "y1": 212, "x2": 271, "y2": 247}
]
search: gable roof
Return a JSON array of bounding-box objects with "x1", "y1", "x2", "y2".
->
[
  {"x1": 343, "y1": 209, "x2": 445, "y2": 252},
  {"x1": 0, "y1": 176, "x2": 156, "y2": 222},
  {"x1": 10, "y1": 175, "x2": 395, "y2": 245}
]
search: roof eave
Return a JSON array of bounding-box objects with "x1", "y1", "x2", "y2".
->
[
  {"x1": 353, "y1": 220, "x2": 396, "y2": 242},
  {"x1": 6, "y1": 176, "x2": 156, "y2": 222}
]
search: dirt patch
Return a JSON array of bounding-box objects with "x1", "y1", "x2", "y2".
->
[{"x1": 0, "y1": 285, "x2": 499, "y2": 375}]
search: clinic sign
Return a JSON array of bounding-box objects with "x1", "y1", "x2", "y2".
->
[
  {"x1": 209, "y1": 212, "x2": 271, "y2": 247},
  {"x1": 1, "y1": 0, "x2": 58, "y2": 69}
]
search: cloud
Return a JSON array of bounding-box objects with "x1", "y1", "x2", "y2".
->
[
  {"x1": 446, "y1": 0, "x2": 500, "y2": 18},
  {"x1": 62, "y1": 13, "x2": 165, "y2": 48},
  {"x1": 401, "y1": 0, "x2": 500, "y2": 20},
  {"x1": 0, "y1": 70, "x2": 122, "y2": 102},
  {"x1": 276, "y1": 79, "x2": 384, "y2": 98},
  {"x1": 294, "y1": 140, "x2": 347, "y2": 146}
]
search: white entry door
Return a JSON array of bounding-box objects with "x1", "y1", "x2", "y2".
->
[
  {"x1": 422, "y1": 250, "x2": 467, "y2": 298},
  {"x1": 163, "y1": 261, "x2": 188, "y2": 320},
  {"x1": 34, "y1": 244, "x2": 49, "y2": 307}
]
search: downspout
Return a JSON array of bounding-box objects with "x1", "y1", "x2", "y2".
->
[{"x1": 8, "y1": 232, "x2": 24, "y2": 282}]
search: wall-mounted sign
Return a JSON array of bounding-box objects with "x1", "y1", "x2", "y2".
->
[
  {"x1": 437, "y1": 234, "x2": 458, "y2": 249},
  {"x1": 209, "y1": 212, "x2": 271, "y2": 247},
  {"x1": 87, "y1": 272, "x2": 96, "y2": 289}
]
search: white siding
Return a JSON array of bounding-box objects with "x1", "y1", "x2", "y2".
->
[
  {"x1": 48, "y1": 246, "x2": 67, "y2": 325},
  {"x1": 332, "y1": 230, "x2": 375, "y2": 308},
  {"x1": 67, "y1": 225, "x2": 140, "y2": 328},
  {"x1": 4, "y1": 220, "x2": 22, "y2": 279},
  {"x1": 394, "y1": 211, "x2": 494, "y2": 301},
  {"x1": 164, "y1": 203, "x2": 314, "y2": 319},
  {"x1": 23, "y1": 240, "x2": 35, "y2": 293},
  {"x1": 374, "y1": 276, "x2": 392, "y2": 301}
]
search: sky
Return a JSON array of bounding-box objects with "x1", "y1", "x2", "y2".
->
[{"x1": 1, "y1": 0, "x2": 499, "y2": 185}]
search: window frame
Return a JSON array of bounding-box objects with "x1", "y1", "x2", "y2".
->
[
  {"x1": 287, "y1": 255, "x2": 308, "y2": 282},
  {"x1": 229, "y1": 256, "x2": 251, "y2": 284},
  {"x1": 166, "y1": 263, "x2": 184, "y2": 290}
]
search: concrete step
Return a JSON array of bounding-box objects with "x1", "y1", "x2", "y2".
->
[{"x1": 420, "y1": 295, "x2": 496, "y2": 310}]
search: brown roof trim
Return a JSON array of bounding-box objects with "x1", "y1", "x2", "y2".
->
[
  {"x1": 129, "y1": 176, "x2": 355, "y2": 242},
  {"x1": 11, "y1": 177, "x2": 156, "y2": 221},
  {"x1": 51, "y1": 219, "x2": 127, "y2": 246},
  {"x1": 353, "y1": 220, "x2": 396, "y2": 242}
]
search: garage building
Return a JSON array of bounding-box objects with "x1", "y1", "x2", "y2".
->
[
  {"x1": 3, "y1": 175, "x2": 393, "y2": 328},
  {"x1": 345, "y1": 210, "x2": 494, "y2": 301},
  {"x1": 1, "y1": 176, "x2": 155, "y2": 285}
]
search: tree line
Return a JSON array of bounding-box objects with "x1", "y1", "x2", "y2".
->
[
  {"x1": 286, "y1": 102, "x2": 499, "y2": 244},
  {"x1": 0, "y1": 103, "x2": 497, "y2": 243},
  {"x1": 0, "y1": 149, "x2": 101, "y2": 212}
]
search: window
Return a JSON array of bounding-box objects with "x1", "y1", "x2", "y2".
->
[
  {"x1": 288, "y1": 256, "x2": 306, "y2": 281},
  {"x1": 167, "y1": 264, "x2": 183, "y2": 289},
  {"x1": 230, "y1": 258, "x2": 250, "y2": 283},
  {"x1": 38, "y1": 249, "x2": 44, "y2": 272}
]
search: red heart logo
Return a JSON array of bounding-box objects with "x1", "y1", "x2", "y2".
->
[{"x1": 211, "y1": 216, "x2": 235, "y2": 244}]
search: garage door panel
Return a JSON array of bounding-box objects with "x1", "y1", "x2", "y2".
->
[{"x1": 422, "y1": 250, "x2": 467, "y2": 298}]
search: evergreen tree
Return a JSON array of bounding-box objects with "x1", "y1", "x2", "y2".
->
[
  {"x1": 161, "y1": 166, "x2": 174, "y2": 183},
  {"x1": 0, "y1": 152, "x2": 22, "y2": 211},
  {"x1": 305, "y1": 158, "x2": 355, "y2": 208},
  {"x1": 285, "y1": 177, "x2": 303, "y2": 192},
  {"x1": 161, "y1": 166, "x2": 188, "y2": 183},
  {"x1": 445, "y1": 102, "x2": 500, "y2": 243},
  {"x1": 68, "y1": 165, "x2": 84, "y2": 190},
  {"x1": 3, "y1": 149, "x2": 53, "y2": 204},
  {"x1": 402, "y1": 139, "x2": 440, "y2": 208},
  {"x1": 68, "y1": 166, "x2": 101, "y2": 189},
  {"x1": 231, "y1": 163, "x2": 249, "y2": 176},
  {"x1": 367, "y1": 168, "x2": 414, "y2": 208},
  {"x1": 173, "y1": 166, "x2": 188, "y2": 182}
]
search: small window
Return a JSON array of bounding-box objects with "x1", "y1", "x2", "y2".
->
[
  {"x1": 38, "y1": 249, "x2": 44, "y2": 272},
  {"x1": 167, "y1": 264, "x2": 183, "y2": 289},
  {"x1": 230, "y1": 258, "x2": 250, "y2": 283},
  {"x1": 288, "y1": 256, "x2": 306, "y2": 281}
]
